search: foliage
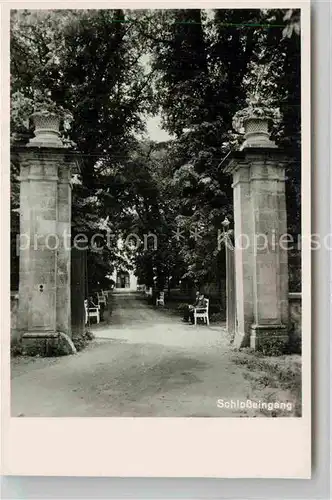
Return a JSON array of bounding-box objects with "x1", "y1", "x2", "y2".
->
[
  {"x1": 11, "y1": 9, "x2": 156, "y2": 289},
  {"x1": 10, "y1": 8, "x2": 301, "y2": 294},
  {"x1": 146, "y1": 9, "x2": 264, "y2": 288},
  {"x1": 286, "y1": 335, "x2": 301, "y2": 355},
  {"x1": 209, "y1": 312, "x2": 225, "y2": 323},
  {"x1": 231, "y1": 350, "x2": 302, "y2": 416},
  {"x1": 11, "y1": 340, "x2": 24, "y2": 357},
  {"x1": 262, "y1": 9, "x2": 301, "y2": 237},
  {"x1": 282, "y1": 9, "x2": 301, "y2": 39},
  {"x1": 232, "y1": 102, "x2": 281, "y2": 134},
  {"x1": 146, "y1": 8, "x2": 301, "y2": 290},
  {"x1": 11, "y1": 89, "x2": 73, "y2": 129},
  {"x1": 72, "y1": 330, "x2": 95, "y2": 352},
  {"x1": 258, "y1": 338, "x2": 287, "y2": 357}
]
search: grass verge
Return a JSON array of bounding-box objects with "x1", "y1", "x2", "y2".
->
[{"x1": 230, "y1": 348, "x2": 302, "y2": 417}]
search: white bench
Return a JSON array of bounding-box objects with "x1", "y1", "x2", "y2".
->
[
  {"x1": 97, "y1": 291, "x2": 107, "y2": 306},
  {"x1": 193, "y1": 298, "x2": 210, "y2": 326},
  {"x1": 156, "y1": 291, "x2": 165, "y2": 306},
  {"x1": 84, "y1": 299, "x2": 100, "y2": 324}
]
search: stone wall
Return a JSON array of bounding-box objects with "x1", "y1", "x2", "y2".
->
[
  {"x1": 10, "y1": 291, "x2": 19, "y2": 344},
  {"x1": 288, "y1": 292, "x2": 301, "y2": 342},
  {"x1": 288, "y1": 251, "x2": 301, "y2": 293}
]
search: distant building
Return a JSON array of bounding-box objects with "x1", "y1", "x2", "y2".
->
[
  {"x1": 107, "y1": 236, "x2": 138, "y2": 291},
  {"x1": 113, "y1": 268, "x2": 138, "y2": 291}
]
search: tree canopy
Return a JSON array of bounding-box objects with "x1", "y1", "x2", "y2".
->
[{"x1": 10, "y1": 8, "x2": 301, "y2": 293}]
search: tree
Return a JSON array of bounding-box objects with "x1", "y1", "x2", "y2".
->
[
  {"x1": 10, "y1": 9, "x2": 156, "y2": 289},
  {"x1": 147, "y1": 9, "x2": 263, "y2": 290},
  {"x1": 114, "y1": 140, "x2": 188, "y2": 294},
  {"x1": 258, "y1": 9, "x2": 301, "y2": 236},
  {"x1": 145, "y1": 8, "x2": 301, "y2": 292},
  {"x1": 10, "y1": 9, "x2": 302, "y2": 294}
]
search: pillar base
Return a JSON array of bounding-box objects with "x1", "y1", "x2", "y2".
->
[
  {"x1": 250, "y1": 324, "x2": 288, "y2": 352},
  {"x1": 20, "y1": 331, "x2": 76, "y2": 356},
  {"x1": 233, "y1": 329, "x2": 250, "y2": 349}
]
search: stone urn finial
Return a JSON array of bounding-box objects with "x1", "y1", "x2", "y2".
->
[
  {"x1": 242, "y1": 115, "x2": 276, "y2": 149},
  {"x1": 28, "y1": 111, "x2": 63, "y2": 148},
  {"x1": 232, "y1": 103, "x2": 280, "y2": 150}
]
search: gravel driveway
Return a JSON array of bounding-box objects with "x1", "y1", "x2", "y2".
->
[{"x1": 11, "y1": 293, "x2": 255, "y2": 417}]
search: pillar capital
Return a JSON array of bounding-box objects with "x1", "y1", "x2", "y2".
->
[
  {"x1": 13, "y1": 143, "x2": 80, "y2": 179},
  {"x1": 226, "y1": 147, "x2": 287, "y2": 173}
]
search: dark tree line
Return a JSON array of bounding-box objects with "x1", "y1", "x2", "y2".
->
[{"x1": 10, "y1": 9, "x2": 301, "y2": 293}]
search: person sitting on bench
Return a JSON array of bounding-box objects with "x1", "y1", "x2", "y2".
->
[
  {"x1": 183, "y1": 292, "x2": 205, "y2": 324},
  {"x1": 87, "y1": 296, "x2": 95, "y2": 307}
]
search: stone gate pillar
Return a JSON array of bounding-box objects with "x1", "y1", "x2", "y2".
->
[
  {"x1": 227, "y1": 114, "x2": 289, "y2": 350},
  {"x1": 16, "y1": 112, "x2": 75, "y2": 342}
]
